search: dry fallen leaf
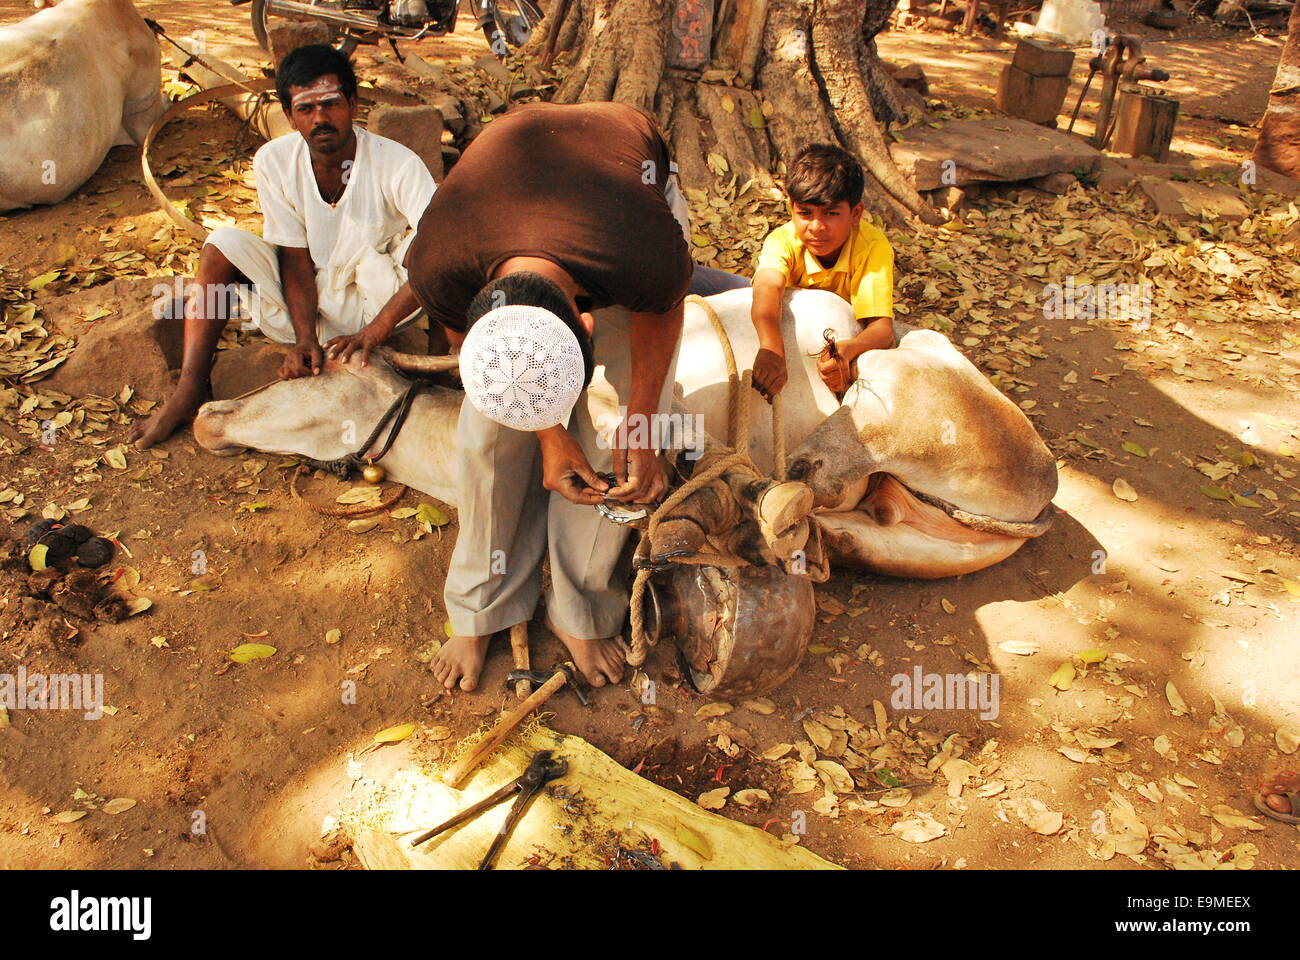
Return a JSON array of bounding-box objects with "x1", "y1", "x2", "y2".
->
[
  {"x1": 813, "y1": 760, "x2": 854, "y2": 794},
  {"x1": 1166, "y1": 681, "x2": 1190, "y2": 717},
  {"x1": 891, "y1": 813, "x2": 946, "y2": 843},
  {"x1": 733, "y1": 788, "x2": 771, "y2": 807},
  {"x1": 1208, "y1": 804, "x2": 1265, "y2": 831},
  {"x1": 230, "y1": 642, "x2": 276, "y2": 663},
  {"x1": 1012, "y1": 798, "x2": 1063, "y2": 835},
  {"x1": 697, "y1": 787, "x2": 729, "y2": 810},
  {"x1": 1277, "y1": 727, "x2": 1299, "y2": 755},
  {"x1": 1112, "y1": 477, "x2": 1139, "y2": 501},
  {"x1": 53, "y1": 810, "x2": 87, "y2": 823},
  {"x1": 1048, "y1": 662, "x2": 1076, "y2": 691},
  {"x1": 102, "y1": 798, "x2": 136, "y2": 815},
  {"x1": 879, "y1": 787, "x2": 913, "y2": 807},
  {"x1": 998, "y1": 639, "x2": 1039, "y2": 656},
  {"x1": 372, "y1": 722, "x2": 416, "y2": 745},
  {"x1": 694, "y1": 702, "x2": 732, "y2": 719}
]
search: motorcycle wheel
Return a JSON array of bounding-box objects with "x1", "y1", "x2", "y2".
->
[
  {"x1": 251, "y1": 0, "x2": 360, "y2": 57},
  {"x1": 481, "y1": 0, "x2": 540, "y2": 56}
]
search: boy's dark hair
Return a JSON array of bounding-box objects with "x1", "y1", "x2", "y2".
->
[
  {"x1": 466, "y1": 272, "x2": 595, "y2": 388},
  {"x1": 276, "y1": 45, "x2": 358, "y2": 111},
  {"x1": 786, "y1": 143, "x2": 864, "y2": 208}
]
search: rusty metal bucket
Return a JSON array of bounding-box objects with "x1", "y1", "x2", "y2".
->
[{"x1": 642, "y1": 563, "x2": 815, "y2": 699}]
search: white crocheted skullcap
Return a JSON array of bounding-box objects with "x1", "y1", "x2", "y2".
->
[{"x1": 459, "y1": 305, "x2": 586, "y2": 432}]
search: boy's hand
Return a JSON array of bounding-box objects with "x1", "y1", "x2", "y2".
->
[
  {"x1": 753, "y1": 347, "x2": 788, "y2": 402},
  {"x1": 817, "y1": 340, "x2": 853, "y2": 394}
]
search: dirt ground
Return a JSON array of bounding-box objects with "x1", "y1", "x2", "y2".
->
[{"x1": 0, "y1": 1, "x2": 1298, "y2": 870}]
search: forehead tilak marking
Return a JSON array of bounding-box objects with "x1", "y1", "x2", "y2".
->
[{"x1": 291, "y1": 79, "x2": 343, "y2": 107}]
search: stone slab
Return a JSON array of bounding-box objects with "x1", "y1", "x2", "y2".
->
[
  {"x1": 1136, "y1": 177, "x2": 1251, "y2": 223},
  {"x1": 889, "y1": 117, "x2": 1103, "y2": 191},
  {"x1": 267, "y1": 23, "x2": 335, "y2": 68},
  {"x1": 366, "y1": 103, "x2": 445, "y2": 181}
]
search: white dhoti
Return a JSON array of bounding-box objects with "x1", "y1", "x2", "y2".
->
[{"x1": 204, "y1": 225, "x2": 416, "y2": 343}]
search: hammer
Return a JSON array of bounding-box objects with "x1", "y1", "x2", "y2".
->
[{"x1": 440, "y1": 662, "x2": 587, "y2": 789}]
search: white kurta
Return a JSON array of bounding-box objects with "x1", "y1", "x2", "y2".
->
[{"x1": 205, "y1": 126, "x2": 436, "y2": 342}]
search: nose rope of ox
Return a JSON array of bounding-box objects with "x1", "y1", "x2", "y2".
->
[{"x1": 409, "y1": 750, "x2": 568, "y2": 870}]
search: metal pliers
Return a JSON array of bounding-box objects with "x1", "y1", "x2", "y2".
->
[{"x1": 409, "y1": 750, "x2": 568, "y2": 869}]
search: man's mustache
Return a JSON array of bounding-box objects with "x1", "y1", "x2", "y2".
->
[{"x1": 312, "y1": 125, "x2": 337, "y2": 136}]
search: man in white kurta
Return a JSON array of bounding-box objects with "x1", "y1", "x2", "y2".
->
[
  {"x1": 132, "y1": 44, "x2": 435, "y2": 449},
  {"x1": 210, "y1": 123, "x2": 435, "y2": 344}
]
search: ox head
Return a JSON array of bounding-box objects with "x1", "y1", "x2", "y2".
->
[
  {"x1": 787, "y1": 404, "x2": 878, "y2": 509},
  {"x1": 193, "y1": 347, "x2": 456, "y2": 460}
]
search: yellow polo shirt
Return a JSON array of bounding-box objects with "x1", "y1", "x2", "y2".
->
[{"x1": 755, "y1": 219, "x2": 895, "y2": 319}]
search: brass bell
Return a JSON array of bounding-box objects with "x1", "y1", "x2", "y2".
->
[{"x1": 362, "y1": 463, "x2": 386, "y2": 484}]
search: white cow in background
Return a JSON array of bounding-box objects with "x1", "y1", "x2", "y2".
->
[{"x1": 0, "y1": 0, "x2": 167, "y2": 212}]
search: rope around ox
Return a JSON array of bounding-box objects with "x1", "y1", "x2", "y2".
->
[{"x1": 625, "y1": 295, "x2": 788, "y2": 668}]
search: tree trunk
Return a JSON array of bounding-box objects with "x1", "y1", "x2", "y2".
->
[
  {"x1": 534, "y1": 0, "x2": 942, "y2": 225},
  {"x1": 1253, "y1": 0, "x2": 1300, "y2": 179}
]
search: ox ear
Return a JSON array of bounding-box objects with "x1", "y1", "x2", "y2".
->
[{"x1": 380, "y1": 347, "x2": 460, "y2": 375}]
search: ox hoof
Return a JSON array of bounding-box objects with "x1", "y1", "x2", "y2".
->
[{"x1": 757, "y1": 481, "x2": 814, "y2": 541}]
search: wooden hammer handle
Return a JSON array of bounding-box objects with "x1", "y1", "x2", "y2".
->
[
  {"x1": 510, "y1": 622, "x2": 531, "y2": 700},
  {"x1": 442, "y1": 666, "x2": 570, "y2": 789}
]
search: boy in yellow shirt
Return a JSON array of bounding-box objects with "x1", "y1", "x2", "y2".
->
[{"x1": 750, "y1": 143, "x2": 895, "y2": 399}]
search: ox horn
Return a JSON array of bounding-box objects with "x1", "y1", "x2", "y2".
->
[{"x1": 384, "y1": 351, "x2": 460, "y2": 374}]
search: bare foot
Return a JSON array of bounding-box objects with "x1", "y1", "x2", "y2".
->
[
  {"x1": 544, "y1": 617, "x2": 624, "y2": 687},
  {"x1": 430, "y1": 634, "x2": 490, "y2": 691},
  {"x1": 131, "y1": 379, "x2": 210, "y2": 450}
]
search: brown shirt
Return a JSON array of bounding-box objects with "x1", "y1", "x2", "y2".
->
[{"x1": 406, "y1": 101, "x2": 692, "y2": 332}]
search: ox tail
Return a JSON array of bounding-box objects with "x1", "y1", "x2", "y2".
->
[
  {"x1": 948, "y1": 501, "x2": 1056, "y2": 539},
  {"x1": 906, "y1": 484, "x2": 1057, "y2": 539}
]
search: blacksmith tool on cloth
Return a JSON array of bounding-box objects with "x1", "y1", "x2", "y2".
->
[
  {"x1": 441, "y1": 663, "x2": 586, "y2": 787},
  {"x1": 410, "y1": 750, "x2": 567, "y2": 869},
  {"x1": 507, "y1": 663, "x2": 589, "y2": 707}
]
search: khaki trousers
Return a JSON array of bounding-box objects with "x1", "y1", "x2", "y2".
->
[{"x1": 443, "y1": 309, "x2": 682, "y2": 640}]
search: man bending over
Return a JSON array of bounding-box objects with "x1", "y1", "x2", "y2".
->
[{"x1": 406, "y1": 101, "x2": 692, "y2": 693}]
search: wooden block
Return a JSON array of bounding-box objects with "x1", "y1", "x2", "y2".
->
[
  {"x1": 996, "y1": 63, "x2": 1070, "y2": 126},
  {"x1": 1111, "y1": 83, "x2": 1179, "y2": 162},
  {"x1": 1011, "y1": 38, "x2": 1075, "y2": 78}
]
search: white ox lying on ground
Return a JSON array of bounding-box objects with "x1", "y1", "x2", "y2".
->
[
  {"x1": 0, "y1": 0, "x2": 167, "y2": 213},
  {"x1": 193, "y1": 289, "x2": 1057, "y2": 579}
]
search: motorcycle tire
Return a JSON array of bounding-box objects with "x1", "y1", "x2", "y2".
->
[
  {"x1": 479, "y1": 19, "x2": 509, "y2": 58},
  {"x1": 251, "y1": 0, "x2": 359, "y2": 57}
]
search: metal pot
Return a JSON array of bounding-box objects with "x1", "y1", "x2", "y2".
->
[{"x1": 643, "y1": 563, "x2": 815, "y2": 699}]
